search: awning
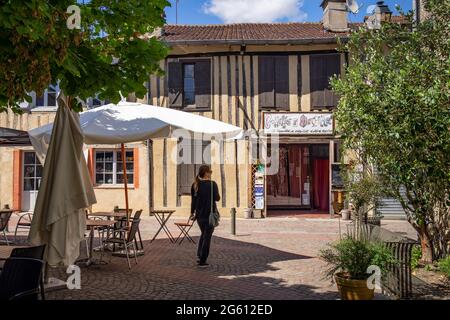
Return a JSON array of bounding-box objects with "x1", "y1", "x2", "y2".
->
[{"x1": 0, "y1": 127, "x2": 31, "y2": 146}]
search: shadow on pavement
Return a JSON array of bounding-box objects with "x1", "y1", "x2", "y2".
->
[{"x1": 42, "y1": 235, "x2": 342, "y2": 300}]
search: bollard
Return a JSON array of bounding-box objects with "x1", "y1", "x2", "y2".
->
[{"x1": 230, "y1": 208, "x2": 236, "y2": 235}]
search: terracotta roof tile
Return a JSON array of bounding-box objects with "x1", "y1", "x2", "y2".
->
[
  {"x1": 159, "y1": 16, "x2": 405, "y2": 45},
  {"x1": 161, "y1": 22, "x2": 362, "y2": 44}
]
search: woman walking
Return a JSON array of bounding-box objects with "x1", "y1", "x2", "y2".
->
[{"x1": 191, "y1": 165, "x2": 220, "y2": 267}]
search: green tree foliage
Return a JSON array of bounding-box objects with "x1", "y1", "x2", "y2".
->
[
  {"x1": 332, "y1": 0, "x2": 450, "y2": 263},
  {"x1": 438, "y1": 256, "x2": 450, "y2": 278},
  {"x1": 0, "y1": 0, "x2": 169, "y2": 112}
]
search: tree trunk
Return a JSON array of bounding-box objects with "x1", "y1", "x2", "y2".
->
[{"x1": 418, "y1": 225, "x2": 434, "y2": 264}]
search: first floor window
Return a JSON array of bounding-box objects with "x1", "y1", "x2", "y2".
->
[
  {"x1": 34, "y1": 84, "x2": 58, "y2": 107},
  {"x1": 167, "y1": 59, "x2": 211, "y2": 110},
  {"x1": 95, "y1": 150, "x2": 134, "y2": 185},
  {"x1": 183, "y1": 63, "x2": 195, "y2": 106},
  {"x1": 47, "y1": 85, "x2": 57, "y2": 106},
  {"x1": 23, "y1": 151, "x2": 43, "y2": 191}
]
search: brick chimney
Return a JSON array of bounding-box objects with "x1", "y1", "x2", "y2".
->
[
  {"x1": 365, "y1": 1, "x2": 393, "y2": 29},
  {"x1": 321, "y1": 0, "x2": 349, "y2": 32},
  {"x1": 413, "y1": 0, "x2": 430, "y2": 23}
]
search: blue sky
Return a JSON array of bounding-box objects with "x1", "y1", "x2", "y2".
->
[{"x1": 165, "y1": 0, "x2": 412, "y2": 25}]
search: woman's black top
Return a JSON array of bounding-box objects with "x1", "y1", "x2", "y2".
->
[{"x1": 191, "y1": 180, "x2": 220, "y2": 221}]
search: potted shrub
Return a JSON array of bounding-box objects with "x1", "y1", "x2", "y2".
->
[
  {"x1": 319, "y1": 236, "x2": 396, "y2": 300},
  {"x1": 344, "y1": 167, "x2": 385, "y2": 224}
]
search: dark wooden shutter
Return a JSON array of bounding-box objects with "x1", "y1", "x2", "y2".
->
[
  {"x1": 194, "y1": 60, "x2": 211, "y2": 109},
  {"x1": 193, "y1": 140, "x2": 211, "y2": 179},
  {"x1": 258, "y1": 56, "x2": 275, "y2": 108},
  {"x1": 178, "y1": 163, "x2": 194, "y2": 195},
  {"x1": 168, "y1": 61, "x2": 183, "y2": 108},
  {"x1": 177, "y1": 138, "x2": 194, "y2": 195},
  {"x1": 202, "y1": 141, "x2": 211, "y2": 165},
  {"x1": 310, "y1": 55, "x2": 324, "y2": 108},
  {"x1": 310, "y1": 54, "x2": 340, "y2": 109},
  {"x1": 274, "y1": 56, "x2": 289, "y2": 109},
  {"x1": 325, "y1": 54, "x2": 340, "y2": 107}
]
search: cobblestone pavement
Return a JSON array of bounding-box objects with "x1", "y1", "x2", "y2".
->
[{"x1": 4, "y1": 215, "x2": 414, "y2": 300}]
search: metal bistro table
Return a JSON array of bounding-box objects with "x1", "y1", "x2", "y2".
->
[
  {"x1": 150, "y1": 210, "x2": 175, "y2": 243},
  {"x1": 89, "y1": 211, "x2": 127, "y2": 219},
  {"x1": 85, "y1": 219, "x2": 116, "y2": 265},
  {"x1": 89, "y1": 211, "x2": 128, "y2": 238}
]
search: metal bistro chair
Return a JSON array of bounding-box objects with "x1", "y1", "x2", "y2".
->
[
  {"x1": 174, "y1": 216, "x2": 196, "y2": 245},
  {"x1": 101, "y1": 218, "x2": 141, "y2": 269},
  {"x1": 85, "y1": 210, "x2": 106, "y2": 254},
  {"x1": 0, "y1": 257, "x2": 45, "y2": 301},
  {"x1": 119, "y1": 209, "x2": 144, "y2": 250},
  {"x1": 111, "y1": 207, "x2": 133, "y2": 237},
  {"x1": 6, "y1": 245, "x2": 47, "y2": 300},
  {"x1": 0, "y1": 210, "x2": 13, "y2": 245},
  {"x1": 14, "y1": 211, "x2": 33, "y2": 243}
]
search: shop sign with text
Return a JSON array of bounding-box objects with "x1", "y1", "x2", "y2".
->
[{"x1": 263, "y1": 112, "x2": 333, "y2": 135}]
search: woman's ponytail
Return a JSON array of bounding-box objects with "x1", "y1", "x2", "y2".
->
[{"x1": 193, "y1": 175, "x2": 200, "y2": 192}]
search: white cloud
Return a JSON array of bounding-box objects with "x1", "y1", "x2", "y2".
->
[{"x1": 202, "y1": 0, "x2": 308, "y2": 23}]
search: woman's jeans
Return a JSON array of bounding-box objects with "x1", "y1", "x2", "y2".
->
[{"x1": 197, "y1": 219, "x2": 215, "y2": 263}]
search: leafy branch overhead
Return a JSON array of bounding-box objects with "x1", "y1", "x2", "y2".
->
[{"x1": 0, "y1": 0, "x2": 170, "y2": 112}]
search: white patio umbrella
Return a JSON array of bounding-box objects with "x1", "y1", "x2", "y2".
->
[
  {"x1": 29, "y1": 101, "x2": 243, "y2": 232},
  {"x1": 29, "y1": 93, "x2": 96, "y2": 266}
]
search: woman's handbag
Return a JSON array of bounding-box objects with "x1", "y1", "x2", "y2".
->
[{"x1": 209, "y1": 181, "x2": 220, "y2": 227}]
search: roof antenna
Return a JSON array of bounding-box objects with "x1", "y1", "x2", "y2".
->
[
  {"x1": 346, "y1": 0, "x2": 361, "y2": 14},
  {"x1": 176, "y1": 0, "x2": 179, "y2": 24}
]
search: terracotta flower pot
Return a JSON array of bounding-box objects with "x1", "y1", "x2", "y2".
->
[{"x1": 334, "y1": 272, "x2": 375, "y2": 300}]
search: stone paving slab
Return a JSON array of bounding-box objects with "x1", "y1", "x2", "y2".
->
[{"x1": 3, "y1": 215, "x2": 410, "y2": 300}]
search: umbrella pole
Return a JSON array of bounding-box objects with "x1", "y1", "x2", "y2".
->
[{"x1": 121, "y1": 143, "x2": 130, "y2": 232}]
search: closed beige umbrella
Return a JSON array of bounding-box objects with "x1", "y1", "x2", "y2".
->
[{"x1": 29, "y1": 93, "x2": 96, "y2": 266}]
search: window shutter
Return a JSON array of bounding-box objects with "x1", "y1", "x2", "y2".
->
[
  {"x1": 325, "y1": 54, "x2": 340, "y2": 107},
  {"x1": 203, "y1": 141, "x2": 211, "y2": 165},
  {"x1": 274, "y1": 56, "x2": 289, "y2": 110},
  {"x1": 87, "y1": 148, "x2": 95, "y2": 183},
  {"x1": 12, "y1": 150, "x2": 22, "y2": 210},
  {"x1": 258, "y1": 56, "x2": 275, "y2": 108},
  {"x1": 168, "y1": 62, "x2": 183, "y2": 108},
  {"x1": 178, "y1": 163, "x2": 194, "y2": 195},
  {"x1": 133, "y1": 147, "x2": 139, "y2": 188},
  {"x1": 178, "y1": 139, "x2": 212, "y2": 195},
  {"x1": 193, "y1": 140, "x2": 211, "y2": 165},
  {"x1": 310, "y1": 54, "x2": 340, "y2": 108},
  {"x1": 310, "y1": 55, "x2": 325, "y2": 108},
  {"x1": 194, "y1": 60, "x2": 211, "y2": 109},
  {"x1": 178, "y1": 138, "x2": 194, "y2": 195},
  {"x1": 193, "y1": 140, "x2": 211, "y2": 189}
]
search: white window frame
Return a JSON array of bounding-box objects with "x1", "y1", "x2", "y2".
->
[
  {"x1": 88, "y1": 95, "x2": 110, "y2": 108},
  {"x1": 33, "y1": 83, "x2": 60, "y2": 107},
  {"x1": 94, "y1": 149, "x2": 134, "y2": 187},
  {"x1": 22, "y1": 151, "x2": 43, "y2": 191}
]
